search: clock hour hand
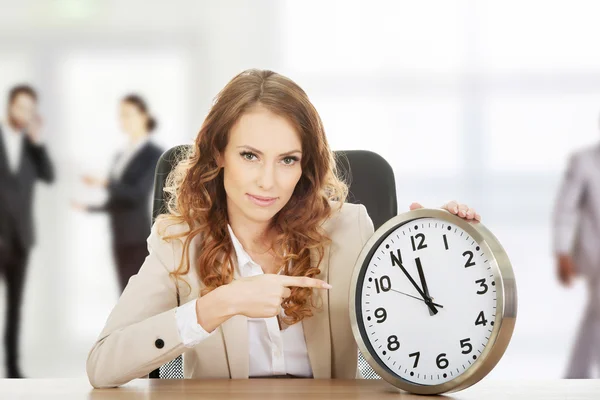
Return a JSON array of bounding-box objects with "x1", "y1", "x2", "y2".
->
[
  {"x1": 397, "y1": 261, "x2": 439, "y2": 315},
  {"x1": 415, "y1": 257, "x2": 435, "y2": 316}
]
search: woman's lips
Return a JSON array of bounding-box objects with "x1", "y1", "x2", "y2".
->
[{"x1": 247, "y1": 194, "x2": 277, "y2": 207}]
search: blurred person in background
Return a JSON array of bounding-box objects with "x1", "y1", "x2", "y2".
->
[
  {"x1": 553, "y1": 121, "x2": 600, "y2": 378},
  {"x1": 0, "y1": 85, "x2": 54, "y2": 378},
  {"x1": 73, "y1": 94, "x2": 163, "y2": 292}
]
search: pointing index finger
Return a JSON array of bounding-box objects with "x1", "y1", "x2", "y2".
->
[{"x1": 278, "y1": 275, "x2": 332, "y2": 289}]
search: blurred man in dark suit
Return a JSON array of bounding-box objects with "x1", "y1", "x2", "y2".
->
[{"x1": 0, "y1": 85, "x2": 54, "y2": 378}]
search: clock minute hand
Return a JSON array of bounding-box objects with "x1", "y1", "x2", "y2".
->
[
  {"x1": 389, "y1": 288, "x2": 443, "y2": 308},
  {"x1": 397, "y1": 261, "x2": 439, "y2": 315}
]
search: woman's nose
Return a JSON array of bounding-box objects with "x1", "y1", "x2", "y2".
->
[{"x1": 256, "y1": 164, "x2": 275, "y2": 190}]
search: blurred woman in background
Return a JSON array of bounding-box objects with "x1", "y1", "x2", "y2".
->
[{"x1": 74, "y1": 94, "x2": 163, "y2": 292}]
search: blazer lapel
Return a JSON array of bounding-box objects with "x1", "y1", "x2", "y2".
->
[
  {"x1": 118, "y1": 143, "x2": 149, "y2": 182},
  {"x1": 220, "y1": 250, "x2": 249, "y2": 378},
  {"x1": 16, "y1": 137, "x2": 29, "y2": 182},
  {"x1": 0, "y1": 126, "x2": 9, "y2": 174},
  {"x1": 302, "y1": 244, "x2": 332, "y2": 378},
  {"x1": 218, "y1": 244, "x2": 332, "y2": 379}
]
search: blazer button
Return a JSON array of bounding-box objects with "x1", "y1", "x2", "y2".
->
[{"x1": 155, "y1": 339, "x2": 165, "y2": 349}]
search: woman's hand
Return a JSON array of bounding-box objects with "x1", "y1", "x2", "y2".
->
[
  {"x1": 195, "y1": 274, "x2": 331, "y2": 333},
  {"x1": 82, "y1": 174, "x2": 108, "y2": 188},
  {"x1": 410, "y1": 200, "x2": 481, "y2": 222},
  {"x1": 227, "y1": 274, "x2": 331, "y2": 318},
  {"x1": 71, "y1": 200, "x2": 89, "y2": 211}
]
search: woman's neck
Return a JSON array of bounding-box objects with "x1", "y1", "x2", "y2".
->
[
  {"x1": 128, "y1": 131, "x2": 147, "y2": 145},
  {"x1": 228, "y1": 215, "x2": 274, "y2": 254}
]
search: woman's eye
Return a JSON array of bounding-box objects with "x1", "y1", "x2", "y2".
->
[
  {"x1": 282, "y1": 157, "x2": 298, "y2": 165},
  {"x1": 241, "y1": 152, "x2": 257, "y2": 161}
]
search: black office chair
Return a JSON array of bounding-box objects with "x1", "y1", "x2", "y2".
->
[{"x1": 149, "y1": 145, "x2": 397, "y2": 379}]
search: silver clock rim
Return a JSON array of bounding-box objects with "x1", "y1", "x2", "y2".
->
[{"x1": 349, "y1": 208, "x2": 518, "y2": 395}]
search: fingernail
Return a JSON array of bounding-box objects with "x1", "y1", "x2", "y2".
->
[
  {"x1": 453, "y1": 207, "x2": 458, "y2": 213},
  {"x1": 322, "y1": 283, "x2": 333, "y2": 289}
]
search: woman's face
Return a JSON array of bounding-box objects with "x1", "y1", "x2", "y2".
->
[
  {"x1": 119, "y1": 101, "x2": 147, "y2": 135},
  {"x1": 221, "y1": 106, "x2": 303, "y2": 225}
]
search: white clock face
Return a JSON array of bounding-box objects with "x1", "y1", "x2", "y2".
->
[{"x1": 356, "y1": 217, "x2": 498, "y2": 386}]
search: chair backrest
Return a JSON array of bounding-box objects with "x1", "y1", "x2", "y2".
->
[
  {"x1": 149, "y1": 145, "x2": 397, "y2": 379},
  {"x1": 334, "y1": 150, "x2": 397, "y2": 231},
  {"x1": 151, "y1": 144, "x2": 189, "y2": 224}
]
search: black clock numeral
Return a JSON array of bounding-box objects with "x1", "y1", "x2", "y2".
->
[
  {"x1": 460, "y1": 338, "x2": 473, "y2": 354},
  {"x1": 463, "y1": 250, "x2": 476, "y2": 268},
  {"x1": 390, "y1": 248, "x2": 402, "y2": 267},
  {"x1": 411, "y1": 233, "x2": 427, "y2": 251},
  {"x1": 387, "y1": 335, "x2": 400, "y2": 351},
  {"x1": 374, "y1": 276, "x2": 391, "y2": 294},
  {"x1": 374, "y1": 307, "x2": 387, "y2": 323},
  {"x1": 475, "y1": 278, "x2": 488, "y2": 294},
  {"x1": 409, "y1": 352, "x2": 420, "y2": 368},
  {"x1": 443, "y1": 234, "x2": 449, "y2": 250},
  {"x1": 475, "y1": 310, "x2": 488, "y2": 327},
  {"x1": 436, "y1": 353, "x2": 449, "y2": 369}
]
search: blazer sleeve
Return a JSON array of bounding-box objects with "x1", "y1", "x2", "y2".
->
[
  {"x1": 86, "y1": 222, "x2": 186, "y2": 388},
  {"x1": 553, "y1": 153, "x2": 586, "y2": 255},
  {"x1": 26, "y1": 140, "x2": 54, "y2": 183}
]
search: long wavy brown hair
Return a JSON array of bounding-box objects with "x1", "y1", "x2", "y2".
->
[{"x1": 156, "y1": 69, "x2": 348, "y2": 324}]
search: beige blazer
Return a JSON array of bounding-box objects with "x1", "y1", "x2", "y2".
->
[{"x1": 87, "y1": 202, "x2": 374, "y2": 388}]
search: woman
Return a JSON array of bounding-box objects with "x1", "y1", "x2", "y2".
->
[
  {"x1": 74, "y1": 94, "x2": 164, "y2": 292},
  {"x1": 86, "y1": 70, "x2": 481, "y2": 388}
]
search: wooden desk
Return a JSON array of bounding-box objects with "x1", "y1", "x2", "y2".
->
[{"x1": 0, "y1": 378, "x2": 598, "y2": 399}]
